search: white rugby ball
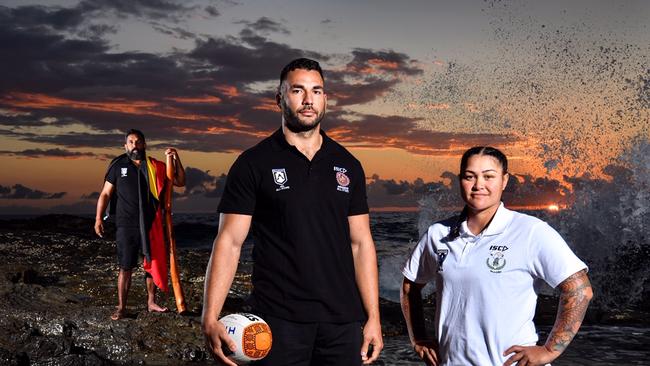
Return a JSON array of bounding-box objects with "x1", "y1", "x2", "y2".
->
[{"x1": 219, "y1": 313, "x2": 273, "y2": 364}]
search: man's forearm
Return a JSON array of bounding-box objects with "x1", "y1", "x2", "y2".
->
[
  {"x1": 202, "y1": 235, "x2": 244, "y2": 327},
  {"x1": 95, "y1": 194, "x2": 109, "y2": 220},
  {"x1": 544, "y1": 270, "x2": 593, "y2": 353},
  {"x1": 173, "y1": 160, "x2": 185, "y2": 187},
  {"x1": 353, "y1": 241, "x2": 380, "y2": 320}
]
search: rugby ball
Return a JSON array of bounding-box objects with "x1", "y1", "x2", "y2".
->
[{"x1": 219, "y1": 313, "x2": 273, "y2": 364}]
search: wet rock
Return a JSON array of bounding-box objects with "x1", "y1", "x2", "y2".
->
[
  {"x1": 0, "y1": 347, "x2": 29, "y2": 366},
  {"x1": 2, "y1": 214, "x2": 646, "y2": 364}
]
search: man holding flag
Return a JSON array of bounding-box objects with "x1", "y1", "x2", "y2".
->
[{"x1": 94, "y1": 129, "x2": 186, "y2": 320}]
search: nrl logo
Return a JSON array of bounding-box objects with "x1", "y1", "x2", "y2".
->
[{"x1": 272, "y1": 168, "x2": 290, "y2": 191}]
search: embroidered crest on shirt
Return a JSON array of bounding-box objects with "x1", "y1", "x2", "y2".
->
[
  {"x1": 121, "y1": 168, "x2": 128, "y2": 177},
  {"x1": 334, "y1": 166, "x2": 350, "y2": 193},
  {"x1": 436, "y1": 249, "x2": 449, "y2": 273},
  {"x1": 486, "y1": 245, "x2": 509, "y2": 273},
  {"x1": 272, "y1": 168, "x2": 290, "y2": 191}
]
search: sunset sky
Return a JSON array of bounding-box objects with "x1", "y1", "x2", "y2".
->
[{"x1": 1, "y1": 0, "x2": 648, "y2": 214}]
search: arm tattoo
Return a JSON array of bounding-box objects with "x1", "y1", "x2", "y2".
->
[{"x1": 545, "y1": 269, "x2": 593, "y2": 353}]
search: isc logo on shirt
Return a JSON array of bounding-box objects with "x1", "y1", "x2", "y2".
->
[{"x1": 486, "y1": 245, "x2": 509, "y2": 273}]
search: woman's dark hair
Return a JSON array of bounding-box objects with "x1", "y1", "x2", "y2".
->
[
  {"x1": 460, "y1": 146, "x2": 508, "y2": 175},
  {"x1": 447, "y1": 146, "x2": 508, "y2": 240}
]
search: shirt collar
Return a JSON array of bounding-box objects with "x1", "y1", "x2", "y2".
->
[
  {"x1": 459, "y1": 202, "x2": 513, "y2": 238},
  {"x1": 270, "y1": 127, "x2": 333, "y2": 157}
]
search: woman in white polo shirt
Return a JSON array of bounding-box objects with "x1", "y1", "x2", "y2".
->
[{"x1": 401, "y1": 146, "x2": 593, "y2": 366}]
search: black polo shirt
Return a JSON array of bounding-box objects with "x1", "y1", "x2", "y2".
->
[
  {"x1": 218, "y1": 128, "x2": 368, "y2": 323},
  {"x1": 105, "y1": 155, "x2": 156, "y2": 228}
]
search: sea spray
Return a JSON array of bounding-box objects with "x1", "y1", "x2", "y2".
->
[{"x1": 549, "y1": 137, "x2": 650, "y2": 313}]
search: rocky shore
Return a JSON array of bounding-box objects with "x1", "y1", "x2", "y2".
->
[{"x1": 0, "y1": 215, "x2": 647, "y2": 365}]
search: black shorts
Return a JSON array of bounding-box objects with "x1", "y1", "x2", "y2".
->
[
  {"x1": 116, "y1": 227, "x2": 142, "y2": 270},
  {"x1": 252, "y1": 314, "x2": 362, "y2": 366}
]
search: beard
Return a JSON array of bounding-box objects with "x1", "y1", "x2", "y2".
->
[
  {"x1": 127, "y1": 147, "x2": 146, "y2": 161},
  {"x1": 282, "y1": 101, "x2": 325, "y2": 133}
]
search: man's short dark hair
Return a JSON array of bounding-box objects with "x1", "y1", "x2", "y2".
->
[
  {"x1": 279, "y1": 58, "x2": 324, "y2": 87},
  {"x1": 125, "y1": 129, "x2": 145, "y2": 142}
]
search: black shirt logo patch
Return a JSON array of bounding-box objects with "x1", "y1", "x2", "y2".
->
[
  {"x1": 272, "y1": 168, "x2": 290, "y2": 191},
  {"x1": 334, "y1": 166, "x2": 349, "y2": 193}
]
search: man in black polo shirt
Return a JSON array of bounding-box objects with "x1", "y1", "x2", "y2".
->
[
  {"x1": 202, "y1": 58, "x2": 383, "y2": 365},
  {"x1": 94, "y1": 129, "x2": 186, "y2": 320}
]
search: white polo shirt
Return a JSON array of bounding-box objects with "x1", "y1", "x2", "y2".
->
[{"x1": 402, "y1": 203, "x2": 587, "y2": 366}]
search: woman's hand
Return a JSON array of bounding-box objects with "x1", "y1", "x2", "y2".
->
[
  {"x1": 413, "y1": 340, "x2": 440, "y2": 366},
  {"x1": 503, "y1": 344, "x2": 560, "y2": 366}
]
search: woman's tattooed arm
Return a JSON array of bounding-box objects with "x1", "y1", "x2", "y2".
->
[{"x1": 545, "y1": 269, "x2": 593, "y2": 353}]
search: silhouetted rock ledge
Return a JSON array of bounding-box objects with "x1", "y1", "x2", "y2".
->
[
  {"x1": 1, "y1": 215, "x2": 647, "y2": 365},
  {"x1": 0, "y1": 215, "x2": 410, "y2": 365}
]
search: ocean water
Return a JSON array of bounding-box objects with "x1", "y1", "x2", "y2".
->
[{"x1": 172, "y1": 207, "x2": 650, "y2": 365}]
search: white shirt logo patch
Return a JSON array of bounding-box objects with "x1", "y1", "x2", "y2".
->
[
  {"x1": 487, "y1": 245, "x2": 508, "y2": 273},
  {"x1": 121, "y1": 168, "x2": 128, "y2": 177},
  {"x1": 272, "y1": 168, "x2": 290, "y2": 191}
]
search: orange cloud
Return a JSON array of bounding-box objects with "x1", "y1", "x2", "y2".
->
[
  {"x1": 253, "y1": 101, "x2": 279, "y2": 112},
  {"x1": 3, "y1": 92, "x2": 206, "y2": 121},
  {"x1": 167, "y1": 95, "x2": 222, "y2": 104},
  {"x1": 214, "y1": 85, "x2": 240, "y2": 97},
  {"x1": 367, "y1": 58, "x2": 400, "y2": 70}
]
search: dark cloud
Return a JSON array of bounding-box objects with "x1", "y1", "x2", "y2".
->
[
  {"x1": 382, "y1": 179, "x2": 411, "y2": 195},
  {"x1": 505, "y1": 174, "x2": 570, "y2": 207},
  {"x1": 79, "y1": 0, "x2": 196, "y2": 22},
  {"x1": 0, "y1": 4, "x2": 85, "y2": 31},
  {"x1": 0, "y1": 3, "x2": 429, "y2": 157},
  {"x1": 236, "y1": 17, "x2": 290, "y2": 35},
  {"x1": 368, "y1": 170, "x2": 576, "y2": 209},
  {"x1": 367, "y1": 174, "x2": 458, "y2": 209},
  {"x1": 326, "y1": 111, "x2": 516, "y2": 155},
  {"x1": 81, "y1": 191, "x2": 100, "y2": 200},
  {"x1": 329, "y1": 79, "x2": 399, "y2": 107},
  {"x1": 19, "y1": 132, "x2": 124, "y2": 149},
  {"x1": 0, "y1": 184, "x2": 66, "y2": 199},
  {"x1": 205, "y1": 6, "x2": 220, "y2": 17},
  {"x1": 189, "y1": 32, "x2": 326, "y2": 86},
  {"x1": 344, "y1": 48, "x2": 422, "y2": 76},
  {"x1": 180, "y1": 166, "x2": 227, "y2": 198},
  {"x1": 326, "y1": 49, "x2": 423, "y2": 107},
  {"x1": 1, "y1": 148, "x2": 101, "y2": 159},
  {"x1": 77, "y1": 23, "x2": 119, "y2": 39},
  {"x1": 151, "y1": 22, "x2": 197, "y2": 40}
]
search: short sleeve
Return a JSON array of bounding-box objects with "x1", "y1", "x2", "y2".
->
[
  {"x1": 348, "y1": 160, "x2": 369, "y2": 216},
  {"x1": 217, "y1": 153, "x2": 257, "y2": 215},
  {"x1": 402, "y1": 229, "x2": 437, "y2": 284},
  {"x1": 105, "y1": 160, "x2": 118, "y2": 185},
  {"x1": 528, "y1": 222, "x2": 588, "y2": 288}
]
